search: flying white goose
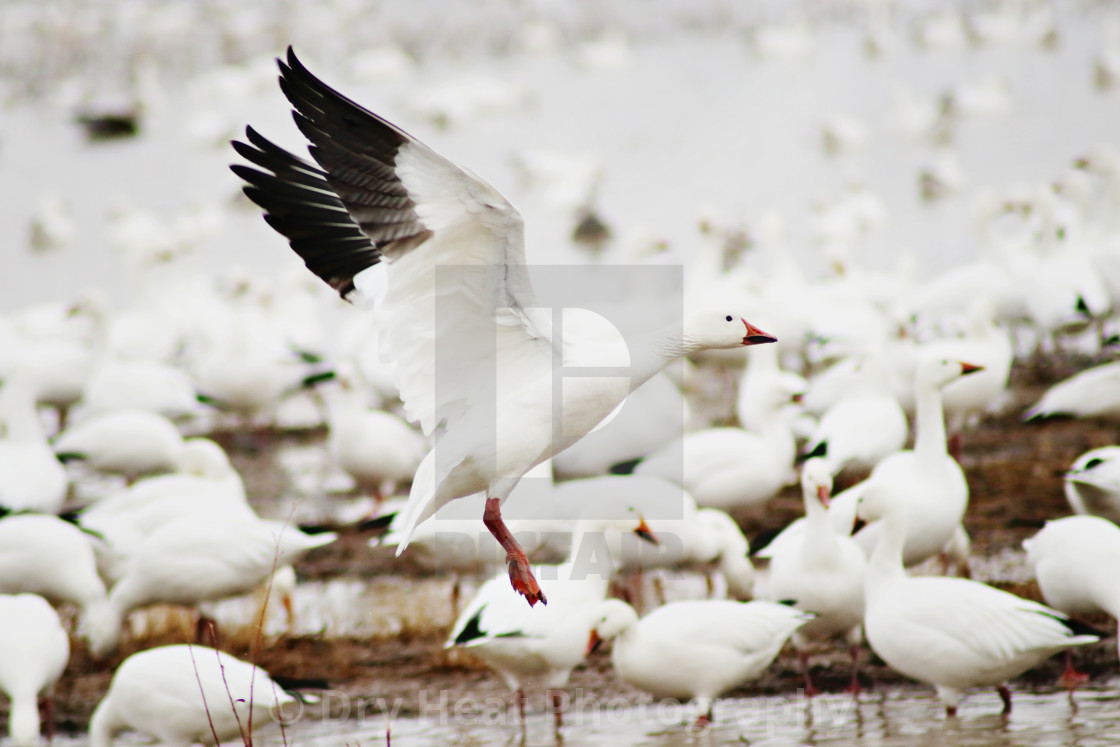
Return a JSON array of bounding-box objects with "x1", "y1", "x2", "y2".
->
[
  {"x1": 588, "y1": 599, "x2": 811, "y2": 726},
  {"x1": 858, "y1": 483, "x2": 1101, "y2": 717},
  {"x1": 1063, "y1": 446, "x2": 1120, "y2": 522},
  {"x1": 0, "y1": 375, "x2": 68, "y2": 513},
  {"x1": 1024, "y1": 515, "x2": 1120, "y2": 684},
  {"x1": 446, "y1": 516, "x2": 658, "y2": 731},
  {"x1": 89, "y1": 644, "x2": 294, "y2": 747},
  {"x1": 232, "y1": 48, "x2": 776, "y2": 606},
  {"x1": 84, "y1": 515, "x2": 336, "y2": 657},
  {"x1": 764, "y1": 459, "x2": 866, "y2": 695},
  {"x1": 0, "y1": 594, "x2": 70, "y2": 747}
]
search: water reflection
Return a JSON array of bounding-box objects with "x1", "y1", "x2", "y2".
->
[{"x1": 203, "y1": 682, "x2": 1120, "y2": 747}]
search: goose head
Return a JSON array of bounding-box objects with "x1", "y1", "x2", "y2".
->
[
  {"x1": 800, "y1": 458, "x2": 833, "y2": 508},
  {"x1": 686, "y1": 310, "x2": 776, "y2": 350},
  {"x1": 915, "y1": 357, "x2": 984, "y2": 391},
  {"x1": 586, "y1": 598, "x2": 639, "y2": 654}
]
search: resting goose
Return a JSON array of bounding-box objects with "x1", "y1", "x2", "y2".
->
[{"x1": 232, "y1": 47, "x2": 777, "y2": 607}]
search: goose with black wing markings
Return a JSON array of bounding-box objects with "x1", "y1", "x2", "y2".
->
[{"x1": 231, "y1": 47, "x2": 776, "y2": 606}]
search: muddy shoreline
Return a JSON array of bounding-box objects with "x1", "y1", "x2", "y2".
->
[{"x1": 33, "y1": 354, "x2": 1120, "y2": 734}]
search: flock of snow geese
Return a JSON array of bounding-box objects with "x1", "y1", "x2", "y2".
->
[{"x1": 5, "y1": 10, "x2": 1120, "y2": 743}]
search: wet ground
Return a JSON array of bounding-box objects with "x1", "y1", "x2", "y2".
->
[{"x1": 32, "y1": 351, "x2": 1120, "y2": 745}]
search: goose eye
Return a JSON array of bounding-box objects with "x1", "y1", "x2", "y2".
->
[
  {"x1": 1086, "y1": 458, "x2": 1104, "y2": 469},
  {"x1": 725, "y1": 315, "x2": 733, "y2": 322}
]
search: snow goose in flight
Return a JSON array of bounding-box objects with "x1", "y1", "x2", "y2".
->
[
  {"x1": 231, "y1": 47, "x2": 776, "y2": 606},
  {"x1": 857, "y1": 483, "x2": 1102, "y2": 717}
]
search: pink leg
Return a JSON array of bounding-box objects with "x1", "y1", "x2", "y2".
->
[
  {"x1": 844, "y1": 644, "x2": 863, "y2": 695},
  {"x1": 948, "y1": 432, "x2": 963, "y2": 464},
  {"x1": 550, "y1": 690, "x2": 565, "y2": 732},
  {"x1": 41, "y1": 696, "x2": 55, "y2": 743},
  {"x1": 515, "y1": 689, "x2": 527, "y2": 729},
  {"x1": 196, "y1": 614, "x2": 219, "y2": 647},
  {"x1": 998, "y1": 684, "x2": 1012, "y2": 713},
  {"x1": 1058, "y1": 650, "x2": 1090, "y2": 689},
  {"x1": 799, "y1": 650, "x2": 821, "y2": 697},
  {"x1": 484, "y1": 497, "x2": 546, "y2": 606}
]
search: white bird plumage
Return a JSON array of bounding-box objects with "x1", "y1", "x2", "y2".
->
[
  {"x1": 1063, "y1": 446, "x2": 1120, "y2": 522},
  {"x1": 89, "y1": 644, "x2": 294, "y2": 747},
  {"x1": 84, "y1": 516, "x2": 336, "y2": 657},
  {"x1": 858, "y1": 483, "x2": 1100, "y2": 716},
  {"x1": 0, "y1": 594, "x2": 70, "y2": 747},
  {"x1": 233, "y1": 48, "x2": 777, "y2": 606},
  {"x1": 764, "y1": 459, "x2": 866, "y2": 695},
  {"x1": 588, "y1": 598, "x2": 811, "y2": 725}
]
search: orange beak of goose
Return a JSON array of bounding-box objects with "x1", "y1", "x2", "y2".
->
[
  {"x1": 586, "y1": 629, "x2": 603, "y2": 656},
  {"x1": 960, "y1": 361, "x2": 984, "y2": 375},
  {"x1": 634, "y1": 518, "x2": 659, "y2": 545},
  {"x1": 742, "y1": 320, "x2": 777, "y2": 346},
  {"x1": 817, "y1": 484, "x2": 831, "y2": 509}
]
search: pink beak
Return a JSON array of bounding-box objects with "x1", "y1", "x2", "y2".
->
[
  {"x1": 742, "y1": 320, "x2": 777, "y2": 346},
  {"x1": 817, "y1": 484, "x2": 831, "y2": 508}
]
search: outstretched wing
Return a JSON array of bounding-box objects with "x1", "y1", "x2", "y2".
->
[{"x1": 233, "y1": 47, "x2": 552, "y2": 436}]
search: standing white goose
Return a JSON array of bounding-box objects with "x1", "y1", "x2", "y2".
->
[
  {"x1": 1023, "y1": 515, "x2": 1120, "y2": 684},
  {"x1": 765, "y1": 459, "x2": 866, "y2": 695},
  {"x1": 0, "y1": 375, "x2": 68, "y2": 513},
  {"x1": 1063, "y1": 446, "x2": 1120, "y2": 522},
  {"x1": 446, "y1": 516, "x2": 658, "y2": 731},
  {"x1": 0, "y1": 594, "x2": 70, "y2": 747},
  {"x1": 857, "y1": 484, "x2": 1101, "y2": 717},
  {"x1": 89, "y1": 644, "x2": 294, "y2": 747},
  {"x1": 232, "y1": 48, "x2": 776, "y2": 606},
  {"x1": 839, "y1": 357, "x2": 983, "y2": 568},
  {"x1": 588, "y1": 599, "x2": 811, "y2": 726}
]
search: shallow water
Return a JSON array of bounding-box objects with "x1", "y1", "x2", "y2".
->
[{"x1": 61, "y1": 682, "x2": 1120, "y2": 747}]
